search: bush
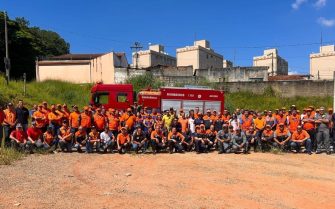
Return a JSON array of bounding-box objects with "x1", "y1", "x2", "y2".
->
[
  {"x1": 0, "y1": 148, "x2": 25, "y2": 165},
  {"x1": 126, "y1": 72, "x2": 164, "y2": 93}
]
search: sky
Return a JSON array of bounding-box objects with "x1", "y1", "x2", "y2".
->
[{"x1": 1, "y1": 0, "x2": 335, "y2": 74}]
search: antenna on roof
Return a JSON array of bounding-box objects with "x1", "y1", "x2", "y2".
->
[{"x1": 130, "y1": 42, "x2": 143, "y2": 69}]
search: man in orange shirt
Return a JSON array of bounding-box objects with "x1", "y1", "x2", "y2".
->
[
  {"x1": 290, "y1": 125, "x2": 312, "y2": 154},
  {"x1": 58, "y1": 120, "x2": 73, "y2": 152},
  {"x1": 275, "y1": 111, "x2": 287, "y2": 129},
  {"x1": 254, "y1": 113, "x2": 266, "y2": 140},
  {"x1": 87, "y1": 126, "x2": 100, "y2": 153},
  {"x1": 74, "y1": 126, "x2": 87, "y2": 152},
  {"x1": 43, "y1": 126, "x2": 57, "y2": 151},
  {"x1": 150, "y1": 125, "x2": 166, "y2": 154},
  {"x1": 168, "y1": 127, "x2": 185, "y2": 154},
  {"x1": 203, "y1": 109, "x2": 213, "y2": 130},
  {"x1": 0, "y1": 104, "x2": 5, "y2": 146},
  {"x1": 107, "y1": 109, "x2": 120, "y2": 138},
  {"x1": 79, "y1": 106, "x2": 93, "y2": 133},
  {"x1": 117, "y1": 127, "x2": 131, "y2": 154},
  {"x1": 260, "y1": 125, "x2": 274, "y2": 151},
  {"x1": 178, "y1": 113, "x2": 189, "y2": 134},
  {"x1": 3, "y1": 103, "x2": 17, "y2": 147},
  {"x1": 222, "y1": 110, "x2": 231, "y2": 124},
  {"x1": 121, "y1": 108, "x2": 136, "y2": 133},
  {"x1": 241, "y1": 111, "x2": 253, "y2": 131},
  {"x1": 33, "y1": 104, "x2": 47, "y2": 132},
  {"x1": 93, "y1": 108, "x2": 106, "y2": 132},
  {"x1": 288, "y1": 110, "x2": 301, "y2": 133},
  {"x1": 302, "y1": 109, "x2": 316, "y2": 151},
  {"x1": 273, "y1": 123, "x2": 291, "y2": 151},
  {"x1": 48, "y1": 105, "x2": 63, "y2": 136},
  {"x1": 69, "y1": 105, "x2": 81, "y2": 134}
]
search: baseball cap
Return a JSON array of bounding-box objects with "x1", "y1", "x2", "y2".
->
[
  {"x1": 120, "y1": 126, "x2": 127, "y2": 131},
  {"x1": 16, "y1": 123, "x2": 22, "y2": 128},
  {"x1": 83, "y1": 106, "x2": 89, "y2": 111},
  {"x1": 7, "y1": 102, "x2": 13, "y2": 106}
]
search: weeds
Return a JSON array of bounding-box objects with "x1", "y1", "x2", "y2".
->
[{"x1": 0, "y1": 148, "x2": 25, "y2": 165}]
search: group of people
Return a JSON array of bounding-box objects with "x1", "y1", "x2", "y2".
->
[{"x1": 0, "y1": 100, "x2": 334, "y2": 155}]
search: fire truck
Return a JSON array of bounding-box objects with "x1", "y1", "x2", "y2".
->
[{"x1": 90, "y1": 83, "x2": 224, "y2": 114}]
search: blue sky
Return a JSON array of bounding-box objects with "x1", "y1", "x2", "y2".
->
[{"x1": 1, "y1": 0, "x2": 335, "y2": 74}]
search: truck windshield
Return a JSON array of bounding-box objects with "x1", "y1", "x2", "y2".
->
[{"x1": 92, "y1": 92, "x2": 109, "y2": 105}]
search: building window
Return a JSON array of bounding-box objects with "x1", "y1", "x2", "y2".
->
[{"x1": 92, "y1": 92, "x2": 109, "y2": 105}]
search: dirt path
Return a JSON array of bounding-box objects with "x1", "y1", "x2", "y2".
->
[{"x1": 0, "y1": 152, "x2": 335, "y2": 209}]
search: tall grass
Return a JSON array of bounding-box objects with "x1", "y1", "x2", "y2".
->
[
  {"x1": 0, "y1": 148, "x2": 25, "y2": 165},
  {"x1": 0, "y1": 76, "x2": 91, "y2": 108}
]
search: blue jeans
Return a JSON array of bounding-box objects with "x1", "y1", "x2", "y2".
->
[{"x1": 290, "y1": 139, "x2": 312, "y2": 153}]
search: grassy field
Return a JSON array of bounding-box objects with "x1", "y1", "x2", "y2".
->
[{"x1": 0, "y1": 76, "x2": 91, "y2": 108}]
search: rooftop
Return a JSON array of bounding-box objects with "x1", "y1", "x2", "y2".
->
[{"x1": 49, "y1": 53, "x2": 107, "y2": 60}]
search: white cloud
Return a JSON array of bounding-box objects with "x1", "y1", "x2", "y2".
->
[
  {"x1": 292, "y1": 0, "x2": 308, "y2": 10},
  {"x1": 288, "y1": 71, "x2": 299, "y2": 75},
  {"x1": 314, "y1": 0, "x2": 327, "y2": 9},
  {"x1": 318, "y1": 17, "x2": 335, "y2": 27}
]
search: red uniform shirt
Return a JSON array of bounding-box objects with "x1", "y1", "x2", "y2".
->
[
  {"x1": 27, "y1": 127, "x2": 42, "y2": 141},
  {"x1": 10, "y1": 130, "x2": 27, "y2": 143}
]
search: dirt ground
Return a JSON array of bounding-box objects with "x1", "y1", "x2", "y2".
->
[{"x1": 0, "y1": 152, "x2": 334, "y2": 209}]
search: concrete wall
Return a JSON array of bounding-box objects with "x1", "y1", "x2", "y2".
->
[
  {"x1": 310, "y1": 45, "x2": 335, "y2": 80},
  {"x1": 133, "y1": 45, "x2": 177, "y2": 68},
  {"x1": 197, "y1": 67, "x2": 268, "y2": 82},
  {"x1": 219, "y1": 80, "x2": 333, "y2": 97}
]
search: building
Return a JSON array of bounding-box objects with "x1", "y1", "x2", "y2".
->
[
  {"x1": 253, "y1": 48, "x2": 288, "y2": 75},
  {"x1": 176, "y1": 40, "x2": 224, "y2": 70},
  {"x1": 223, "y1": 60, "x2": 233, "y2": 68},
  {"x1": 310, "y1": 45, "x2": 335, "y2": 80},
  {"x1": 36, "y1": 52, "x2": 128, "y2": 84},
  {"x1": 132, "y1": 44, "x2": 176, "y2": 69}
]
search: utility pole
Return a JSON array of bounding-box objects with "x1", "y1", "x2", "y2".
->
[
  {"x1": 4, "y1": 11, "x2": 10, "y2": 85},
  {"x1": 130, "y1": 42, "x2": 142, "y2": 69}
]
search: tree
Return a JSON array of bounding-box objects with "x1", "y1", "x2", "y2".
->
[{"x1": 0, "y1": 12, "x2": 70, "y2": 80}]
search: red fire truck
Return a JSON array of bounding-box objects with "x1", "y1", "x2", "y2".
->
[{"x1": 90, "y1": 83, "x2": 224, "y2": 114}]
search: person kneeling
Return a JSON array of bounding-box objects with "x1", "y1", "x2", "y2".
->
[
  {"x1": 86, "y1": 126, "x2": 100, "y2": 153},
  {"x1": 26, "y1": 121, "x2": 44, "y2": 153},
  {"x1": 217, "y1": 124, "x2": 232, "y2": 154},
  {"x1": 99, "y1": 127, "x2": 115, "y2": 153},
  {"x1": 290, "y1": 125, "x2": 312, "y2": 155},
  {"x1": 74, "y1": 126, "x2": 87, "y2": 153},
  {"x1": 117, "y1": 127, "x2": 131, "y2": 154},
  {"x1": 132, "y1": 126, "x2": 147, "y2": 153},
  {"x1": 231, "y1": 128, "x2": 248, "y2": 154},
  {"x1": 273, "y1": 123, "x2": 291, "y2": 151},
  {"x1": 58, "y1": 120, "x2": 73, "y2": 152},
  {"x1": 150, "y1": 125, "x2": 166, "y2": 154},
  {"x1": 168, "y1": 127, "x2": 185, "y2": 154},
  {"x1": 10, "y1": 123, "x2": 28, "y2": 152}
]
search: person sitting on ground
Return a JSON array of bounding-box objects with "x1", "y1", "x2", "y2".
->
[
  {"x1": 167, "y1": 127, "x2": 185, "y2": 154},
  {"x1": 26, "y1": 121, "x2": 44, "y2": 152},
  {"x1": 86, "y1": 126, "x2": 100, "y2": 153},
  {"x1": 273, "y1": 123, "x2": 291, "y2": 151},
  {"x1": 181, "y1": 128, "x2": 194, "y2": 152},
  {"x1": 245, "y1": 126, "x2": 258, "y2": 152},
  {"x1": 259, "y1": 125, "x2": 274, "y2": 151},
  {"x1": 10, "y1": 123, "x2": 28, "y2": 151},
  {"x1": 117, "y1": 127, "x2": 131, "y2": 154},
  {"x1": 150, "y1": 125, "x2": 166, "y2": 154},
  {"x1": 217, "y1": 124, "x2": 232, "y2": 154},
  {"x1": 206, "y1": 124, "x2": 217, "y2": 150},
  {"x1": 231, "y1": 128, "x2": 248, "y2": 154},
  {"x1": 43, "y1": 126, "x2": 57, "y2": 152},
  {"x1": 132, "y1": 126, "x2": 148, "y2": 154},
  {"x1": 290, "y1": 125, "x2": 312, "y2": 155},
  {"x1": 74, "y1": 126, "x2": 87, "y2": 152},
  {"x1": 99, "y1": 127, "x2": 115, "y2": 153},
  {"x1": 58, "y1": 120, "x2": 73, "y2": 152},
  {"x1": 194, "y1": 125, "x2": 208, "y2": 154}
]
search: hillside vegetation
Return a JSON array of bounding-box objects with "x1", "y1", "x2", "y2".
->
[{"x1": 0, "y1": 75, "x2": 332, "y2": 111}]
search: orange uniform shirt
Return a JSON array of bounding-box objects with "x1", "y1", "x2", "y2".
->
[
  {"x1": 178, "y1": 118, "x2": 189, "y2": 133},
  {"x1": 254, "y1": 118, "x2": 266, "y2": 130},
  {"x1": 69, "y1": 111, "x2": 80, "y2": 128},
  {"x1": 121, "y1": 114, "x2": 136, "y2": 129},
  {"x1": 292, "y1": 130, "x2": 310, "y2": 141},
  {"x1": 288, "y1": 115, "x2": 301, "y2": 133},
  {"x1": 59, "y1": 126, "x2": 71, "y2": 140},
  {"x1": 33, "y1": 111, "x2": 47, "y2": 128},
  {"x1": 168, "y1": 132, "x2": 185, "y2": 141},
  {"x1": 241, "y1": 115, "x2": 253, "y2": 131},
  {"x1": 108, "y1": 115, "x2": 120, "y2": 131},
  {"x1": 3, "y1": 109, "x2": 16, "y2": 126},
  {"x1": 94, "y1": 113, "x2": 106, "y2": 130},
  {"x1": 117, "y1": 133, "x2": 130, "y2": 145},
  {"x1": 80, "y1": 113, "x2": 92, "y2": 128},
  {"x1": 43, "y1": 131, "x2": 54, "y2": 145},
  {"x1": 48, "y1": 112, "x2": 62, "y2": 126},
  {"x1": 303, "y1": 115, "x2": 315, "y2": 131}
]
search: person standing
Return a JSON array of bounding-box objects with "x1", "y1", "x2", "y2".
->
[
  {"x1": 315, "y1": 107, "x2": 331, "y2": 155},
  {"x1": 3, "y1": 103, "x2": 17, "y2": 147},
  {"x1": 15, "y1": 100, "x2": 29, "y2": 131},
  {"x1": 0, "y1": 105, "x2": 5, "y2": 146}
]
